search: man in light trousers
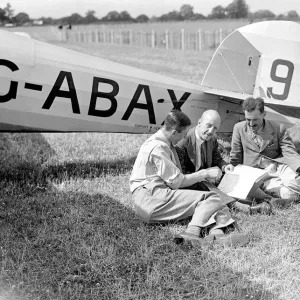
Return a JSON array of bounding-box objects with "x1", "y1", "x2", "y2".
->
[{"x1": 130, "y1": 110, "x2": 248, "y2": 246}]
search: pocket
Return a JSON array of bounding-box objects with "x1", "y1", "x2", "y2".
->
[
  {"x1": 132, "y1": 187, "x2": 153, "y2": 223},
  {"x1": 144, "y1": 181, "x2": 167, "y2": 196}
]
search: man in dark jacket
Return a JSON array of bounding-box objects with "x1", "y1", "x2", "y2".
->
[
  {"x1": 176, "y1": 109, "x2": 286, "y2": 214},
  {"x1": 176, "y1": 109, "x2": 233, "y2": 185},
  {"x1": 175, "y1": 110, "x2": 247, "y2": 210},
  {"x1": 230, "y1": 97, "x2": 300, "y2": 205}
]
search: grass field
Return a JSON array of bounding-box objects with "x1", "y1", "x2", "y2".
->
[{"x1": 1, "y1": 30, "x2": 300, "y2": 300}]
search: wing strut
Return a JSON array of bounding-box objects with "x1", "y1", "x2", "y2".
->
[{"x1": 218, "y1": 52, "x2": 245, "y2": 94}]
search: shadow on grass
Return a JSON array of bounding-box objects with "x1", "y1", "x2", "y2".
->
[
  {"x1": 43, "y1": 156, "x2": 136, "y2": 181},
  {"x1": 0, "y1": 133, "x2": 137, "y2": 192},
  {"x1": 0, "y1": 133, "x2": 56, "y2": 184},
  {"x1": 0, "y1": 187, "x2": 274, "y2": 300}
]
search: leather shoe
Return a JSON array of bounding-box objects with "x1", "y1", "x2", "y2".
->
[
  {"x1": 249, "y1": 202, "x2": 271, "y2": 215},
  {"x1": 270, "y1": 198, "x2": 294, "y2": 208},
  {"x1": 174, "y1": 231, "x2": 215, "y2": 246}
]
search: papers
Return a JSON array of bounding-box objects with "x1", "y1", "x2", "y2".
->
[
  {"x1": 201, "y1": 181, "x2": 237, "y2": 205},
  {"x1": 218, "y1": 165, "x2": 269, "y2": 200}
]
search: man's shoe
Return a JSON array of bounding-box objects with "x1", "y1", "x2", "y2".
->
[
  {"x1": 209, "y1": 228, "x2": 224, "y2": 236},
  {"x1": 174, "y1": 231, "x2": 215, "y2": 246},
  {"x1": 249, "y1": 202, "x2": 271, "y2": 215},
  {"x1": 174, "y1": 231, "x2": 201, "y2": 243},
  {"x1": 229, "y1": 201, "x2": 252, "y2": 214},
  {"x1": 270, "y1": 198, "x2": 294, "y2": 208}
]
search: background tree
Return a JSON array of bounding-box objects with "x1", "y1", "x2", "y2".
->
[
  {"x1": 119, "y1": 11, "x2": 134, "y2": 22},
  {"x1": 191, "y1": 13, "x2": 206, "y2": 20},
  {"x1": 3, "y1": 2, "x2": 14, "y2": 21},
  {"x1": 209, "y1": 5, "x2": 227, "y2": 19},
  {"x1": 39, "y1": 17, "x2": 54, "y2": 25},
  {"x1": 276, "y1": 14, "x2": 285, "y2": 20},
  {"x1": 135, "y1": 14, "x2": 149, "y2": 23},
  {"x1": 68, "y1": 13, "x2": 84, "y2": 24},
  {"x1": 84, "y1": 10, "x2": 98, "y2": 23},
  {"x1": 250, "y1": 10, "x2": 275, "y2": 20},
  {"x1": 102, "y1": 11, "x2": 120, "y2": 22},
  {"x1": 179, "y1": 4, "x2": 194, "y2": 20},
  {"x1": 158, "y1": 10, "x2": 182, "y2": 22},
  {"x1": 286, "y1": 10, "x2": 299, "y2": 21},
  {"x1": 0, "y1": 8, "x2": 7, "y2": 23},
  {"x1": 226, "y1": 0, "x2": 248, "y2": 18},
  {"x1": 12, "y1": 12, "x2": 30, "y2": 25}
]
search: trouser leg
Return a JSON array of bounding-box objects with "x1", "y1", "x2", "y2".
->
[
  {"x1": 263, "y1": 164, "x2": 300, "y2": 200},
  {"x1": 247, "y1": 186, "x2": 272, "y2": 202},
  {"x1": 150, "y1": 187, "x2": 224, "y2": 227}
]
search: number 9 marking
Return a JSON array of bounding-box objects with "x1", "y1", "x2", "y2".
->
[{"x1": 267, "y1": 59, "x2": 294, "y2": 101}]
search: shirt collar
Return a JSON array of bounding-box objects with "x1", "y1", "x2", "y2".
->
[
  {"x1": 195, "y1": 127, "x2": 205, "y2": 144},
  {"x1": 152, "y1": 129, "x2": 172, "y2": 147},
  {"x1": 257, "y1": 120, "x2": 265, "y2": 134}
]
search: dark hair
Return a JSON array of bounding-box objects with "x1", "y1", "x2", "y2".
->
[
  {"x1": 242, "y1": 97, "x2": 264, "y2": 113},
  {"x1": 164, "y1": 110, "x2": 191, "y2": 133}
]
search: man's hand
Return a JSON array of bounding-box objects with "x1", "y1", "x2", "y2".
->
[
  {"x1": 205, "y1": 166, "x2": 222, "y2": 185},
  {"x1": 265, "y1": 162, "x2": 277, "y2": 174},
  {"x1": 223, "y1": 164, "x2": 234, "y2": 173}
]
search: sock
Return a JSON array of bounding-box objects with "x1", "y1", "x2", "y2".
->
[
  {"x1": 185, "y1": 225, "x2": 201, "y2": 237},
  {"x1": 209, "y1": 228, "x2": 224, "y2": 236},
  {"x1": 232, "y1": 201, "x2": 251, "y2": 213}
]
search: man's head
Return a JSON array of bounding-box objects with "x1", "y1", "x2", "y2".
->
[
  {"x1": 163, "y1": 110, "x2": 191, "y2": 144},
  {"x1": 242, "y1": 97, "x2": 266, "y2": 132},
  {"x1": 196, "y1": 110, "x2": 221, "y2": 141}
]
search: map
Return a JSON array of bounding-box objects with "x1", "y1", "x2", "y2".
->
[{"x1": 218, "y1": 165, "x2": 269, "y2": 200}]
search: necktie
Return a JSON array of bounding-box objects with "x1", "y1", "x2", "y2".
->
[
  {"x1": 201, "y1": 142, "x2": 207, "y2": 168},
  {"x1": 197, "y1": 142, "x2": 206, "y2": 170},
  {"x1": 252, "y1": 131, "x2": 262, "y2": 148}
]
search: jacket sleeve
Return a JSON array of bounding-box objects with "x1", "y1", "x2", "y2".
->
[
  {"x1": 212, "y1": 138, "x2": 227, "y2": 170},
  {"x1": 230, "y1": 124, "x2": 243, "y2": 166},
  {"x1": 175, "y1": 136, "x2": 196, "y2": 174},
  {"x1": 175, "y1": 137, "x2": 189, "y2": 174},
  {"x1": 277, "y1": 124, "x2": 300, "y2": 172}
]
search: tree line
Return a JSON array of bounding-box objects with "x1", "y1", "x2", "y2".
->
[{"x1": 0, "y1": 0, "x2": 299, "y2": 26}]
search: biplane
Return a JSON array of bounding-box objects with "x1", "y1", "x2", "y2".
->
[{"x1": 0, "y1": 21, "x2": 299, "y2": 133}]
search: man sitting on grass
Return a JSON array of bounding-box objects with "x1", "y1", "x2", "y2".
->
[
  {"x1": 230, "y1": 97, "x2": 300, "y2": 210},
  {"x1": 175, "y1": 110, "x2": 233, "y2": 185},
  {"x1": 175, "y1": 109, "x2": 265, "y2": 214},
  {"x1": 129, "y1": 110, "x2": 248, "y2": 247}
]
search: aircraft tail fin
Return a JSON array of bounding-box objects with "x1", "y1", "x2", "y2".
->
[
  {"x1": 202, "y1": 21, "x2": 300, "y2": 108},
  {"x1": 202, "y1": 21, "x2": 300, "y2": 128}
]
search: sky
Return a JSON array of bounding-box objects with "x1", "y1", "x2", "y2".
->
[{"x1": 1, "y1": 0, "x2": 300, "y2": 19}]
